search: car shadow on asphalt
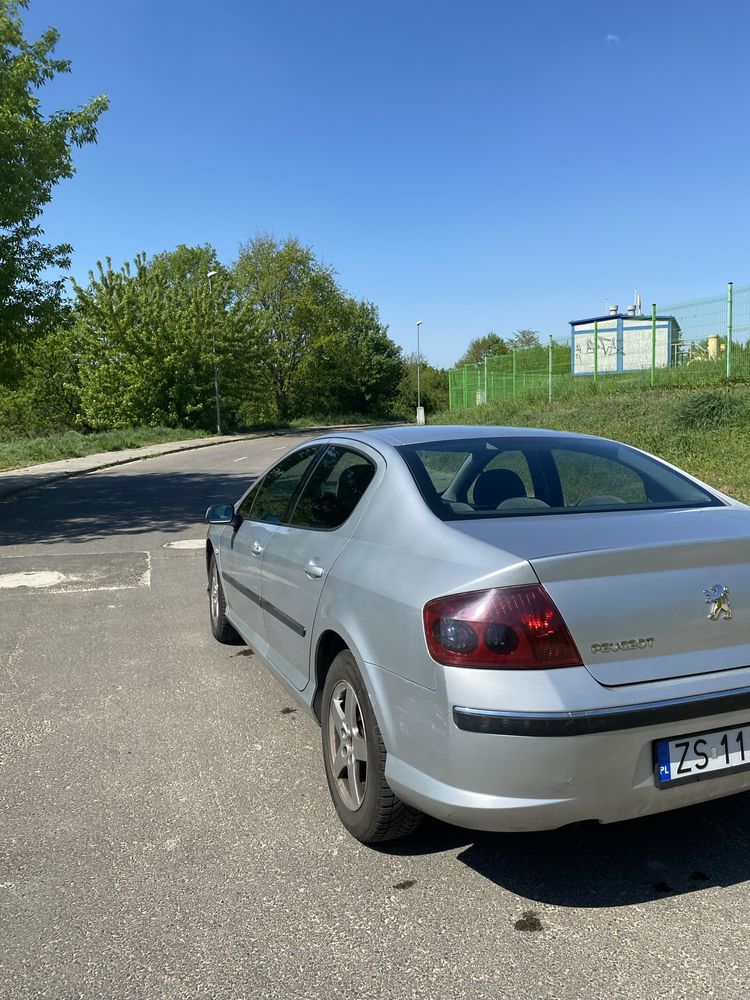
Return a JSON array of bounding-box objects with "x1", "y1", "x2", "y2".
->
[
  {"x1": 0, "y1": 470, "x2": 256, "y2": 545},
  {"x1": 375, "y1": 792, "x2": 750, "y2": 907}
]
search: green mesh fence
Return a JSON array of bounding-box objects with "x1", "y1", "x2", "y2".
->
[
  {"x1": 658, "y1": 284, "x2": 750, "y2": 380},
  {"x1": 448, "y1": 284, "x2": 750, "y2": 411}
]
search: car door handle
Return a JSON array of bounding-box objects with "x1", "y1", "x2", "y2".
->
[
  {"x1": 251, "y1": 541, "x2": 264, "y2": 556},
  {"x1": 305, "y1": 561, "x2": 324, "y2": 579}
]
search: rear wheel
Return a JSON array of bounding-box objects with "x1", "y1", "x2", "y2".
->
[
  {"x1": 321, "y1": 650, "x2": 422, "y2": 843},
  {"x1": 208, "y1": 554, "x2": 239, "y2": 643}
]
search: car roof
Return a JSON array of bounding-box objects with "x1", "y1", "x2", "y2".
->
[{"x1": 331, "y1": 424, "x2": 608, "y2": 448}]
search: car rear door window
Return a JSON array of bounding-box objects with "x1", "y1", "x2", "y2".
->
[
  {"x1": 290, "y1": 446, "x2": 376, "y2": 529},
  {"x1": 552, "y1": 449, "x2": 647, "y2": 506},
  {"x1": 241, "y1": 446, "x2": 320, "y2": 523}
]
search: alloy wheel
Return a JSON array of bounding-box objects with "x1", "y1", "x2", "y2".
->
[
  {"x1": 327, "y1": 679, "x2": 368, "y2": 811},
  {"x1": 210, "y1": 566, "x2": 220, "y2": 623}
]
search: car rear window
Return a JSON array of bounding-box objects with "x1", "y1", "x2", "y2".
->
[{"x1": 396, "y1": 436, "x2": 724, "y2": 520}]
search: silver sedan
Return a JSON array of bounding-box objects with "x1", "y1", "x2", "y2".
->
[{"x1": 206, "y1": 425, "x2": 750, "y2": 842}]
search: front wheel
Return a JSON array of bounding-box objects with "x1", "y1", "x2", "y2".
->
[
  {"x1": 321, "y1": 650, "x2": 422, "y2": 843},
  {"x1": 208, "y1": 553, "x2": 239, "y2": 643}
]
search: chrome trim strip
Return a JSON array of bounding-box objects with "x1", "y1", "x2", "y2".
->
[{"x1": 453, "y1": 684, "x2": 750, "y2": 737}]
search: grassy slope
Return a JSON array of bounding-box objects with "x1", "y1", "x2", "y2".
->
[
  {"x1": 430, "y1": 384, "x2": 750, "y2": 503},
  {"x1": 0, "y1": 427, "x2": 210, "y2": 472}
]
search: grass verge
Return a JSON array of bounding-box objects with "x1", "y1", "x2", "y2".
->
[
  {"x1": 0, "y1": 427, "x2": 211, "y2": 473},
  {"x1": 430, "y1": 384, "x2": 750, "y2": 503},
  {"x1": 0, "y1": 414, "x2": 401, "y2": 472},
  {"x1": 238, "y1": 412, "x2": 399, "y2": 433}
]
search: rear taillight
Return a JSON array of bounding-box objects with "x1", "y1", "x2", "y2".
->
[{"x1": 423, "y1": 585, "x2": 582, "y2": 669}]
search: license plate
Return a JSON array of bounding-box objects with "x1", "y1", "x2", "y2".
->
[{"x1": 655, "y1": 722, "x2": 750, "y2": 788}]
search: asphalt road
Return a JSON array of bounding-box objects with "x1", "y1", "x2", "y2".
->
[{"x1": 2, "y1": 434, "x2": 749, "y2": 1000}]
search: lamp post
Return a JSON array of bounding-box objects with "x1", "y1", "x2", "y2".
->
[
  {"x1": 416, "y1": 320, "x2": 423, "y2": 424},
  {"x1": 207, "y1": 270, "x2": 222, "y2": 434}
]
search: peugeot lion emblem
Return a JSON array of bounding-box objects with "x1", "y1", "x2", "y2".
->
[{"x1": 704, "y1": 584, "x2": 733, "y2": 621}]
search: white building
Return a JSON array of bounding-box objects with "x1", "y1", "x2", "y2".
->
[{"x1": 570, "y1": 307, "x2": 676, "y2": 376}]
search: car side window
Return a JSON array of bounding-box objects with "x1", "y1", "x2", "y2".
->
[
  {"x1": 290, "y1": 446, "x2": 376, "y2": 530},
  {"x1": 552, "y1": 448, "x2": 647, "y2": 506},
  {"x1": 236, "y1": 482, "x2": 259, "y2": 520},
  {"x1": 240, "y1": 446, "x2": 320, "y2": 523},
  {"x1": 414, "y1": 448, "x2": 471, "y2": 493}
]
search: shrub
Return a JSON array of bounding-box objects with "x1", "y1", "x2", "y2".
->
[{"x1": 673, "y1": 390, "x2": 749, "y2": 430}]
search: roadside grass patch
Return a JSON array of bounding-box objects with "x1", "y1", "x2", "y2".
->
[
  {"x1": 0, "y1": 426, "x2": 210, "y2": 472},
  {"x1": 237, "y1": 412, "x2": 398, "y2": 433}
]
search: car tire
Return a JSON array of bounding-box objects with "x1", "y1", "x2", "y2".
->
[
  {"x1": 208, "y1": 553, "x2": 239, "y2": 644},
  {"x1": 321, "y1": 650, "x2": 422, "y2": 843}
]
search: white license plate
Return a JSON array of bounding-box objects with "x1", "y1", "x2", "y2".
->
[{"x1": 655, "y1": 722, "x2": 750, "y2": 788}]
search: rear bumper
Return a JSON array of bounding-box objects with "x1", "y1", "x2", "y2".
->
[
  {"x1": 386, "y1": 751, "x2": 750, "y2": 832},
  {"x1": 385, "y1": 755, "x2": 584, "y2": 832},
  {"x1": 372, "y1": 671, "x2": 750, "y2": 832}
]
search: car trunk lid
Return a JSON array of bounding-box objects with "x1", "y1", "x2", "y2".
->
[{"x1": 450, "y1": 506, "x2": 750, "y2": 686}]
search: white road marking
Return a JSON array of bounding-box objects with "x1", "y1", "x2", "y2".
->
[
  {"x1": 162, "y1": 539, "x2": 205, "y2": 550},
  {"x1": 0, "y1": 552, "x2": 151, "y2": 593},
  {"x1": 140, "y1": 551, "x2": 152, "y2": 587},
  {"x1": 233, "y1": 456, "x2": 248, "y2": 462},
  {"x1": 0, "y1": 571, "x2": 66, "y2": 589}
]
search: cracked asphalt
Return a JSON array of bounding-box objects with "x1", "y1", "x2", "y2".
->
[{"x1": 2, "y1": 434, "x2": 749, "y2": 999}]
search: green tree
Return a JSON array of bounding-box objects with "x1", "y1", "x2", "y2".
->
[
  {"x1": 231, "y1": 236, "x2": 340, "y2": 420},
  {"x1": 454, "y1": 332, "x2": 509, "y2": 368},
  {"x1": 0, "y1": 0, "x2": 108, "y2": 381},
  {"x1": 19, "y1": 321, "x2": 82, "y2": 430},
  {"x1": 71, "y1": 245, "x2": 234, "y2": 429},
  {"x1": 396, "y1": 353, "x2": 449, "y2": 416},
  {"x1": 294, "y1": 298, "x2": 404, "y2": 417},
  {"x1": 509, "y1": 328, "x2": 541, "y2": 350}
]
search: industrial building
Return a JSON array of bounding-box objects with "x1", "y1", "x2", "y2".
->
[{"x1": 569, "y1": 305, "x2": 677, "y2": 376}]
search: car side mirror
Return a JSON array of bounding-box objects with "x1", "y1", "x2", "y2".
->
[{"x1": 206, "y1": 502, "x2": 236, "y2": 524}]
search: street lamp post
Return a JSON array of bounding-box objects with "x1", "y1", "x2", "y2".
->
[
  {"x1": 416, "y1": 320, "x2": 423, "y2": 424},
  {"x1": 207, "y1": 270, "x2": 222, "y2": 434}
]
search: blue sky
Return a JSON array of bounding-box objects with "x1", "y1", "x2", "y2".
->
[{"x1": 23, "y1": 0, "x2": 750, "y2": 368}]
